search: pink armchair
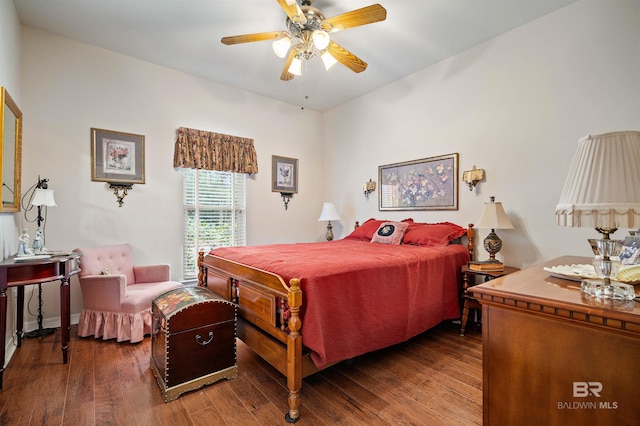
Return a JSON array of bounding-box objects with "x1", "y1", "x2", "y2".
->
[{"x1": 74, "y1": 244, "x2": 183, "y2": 343}]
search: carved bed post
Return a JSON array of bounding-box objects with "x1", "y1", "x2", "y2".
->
[
  {"x1": 197, "y1": 251, "x2": 205, "y2": 287},
  {"x1": 467, "y1": 224, "x2": 475, "y2": 261},
  {"x1": 285, "y1": 278, "x2": 302, "y2": 423}
]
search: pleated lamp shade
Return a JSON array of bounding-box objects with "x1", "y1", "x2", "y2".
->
[{"x1": 555, "y1": 131, "x2": 640, "y2": 230}]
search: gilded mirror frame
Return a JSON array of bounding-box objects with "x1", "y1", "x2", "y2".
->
[{"x1": 0, "y1": 87, "x2": 22, "y2": 212}]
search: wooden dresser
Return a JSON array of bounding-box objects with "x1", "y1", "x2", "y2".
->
[{"x1": 471, "y1": 256, "x2": 640, "y2": 426}]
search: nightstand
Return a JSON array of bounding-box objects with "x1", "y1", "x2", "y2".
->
[{"x1": 459, "y1": 264, "x2": 520, "y2": 336}]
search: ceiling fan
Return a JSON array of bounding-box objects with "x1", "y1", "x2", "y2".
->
[{"x1": 221, "y1": 0, "x2": 387, "y2": 81}]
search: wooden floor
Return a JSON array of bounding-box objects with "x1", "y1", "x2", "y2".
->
[{"x1": 0, "y1": 321, "x2": 482, "y2": 425}]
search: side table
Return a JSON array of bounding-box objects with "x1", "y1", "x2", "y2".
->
[
  {"x1": 0, "y1": 254, "x2": 80, "y2": 388},
  {"x1": 459, "y1": 264, "x2": 519, "y2": 336}
]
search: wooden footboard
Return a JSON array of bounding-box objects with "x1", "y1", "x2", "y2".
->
[
  {"x1": 197, "y1": 223, "x2": 475, "y2": 423},
  {"x1": 197, "y1": 252, "x2": 315, "y2": 422}
]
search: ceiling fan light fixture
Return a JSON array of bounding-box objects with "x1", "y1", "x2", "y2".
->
[
  {"x1": 272, "y1": 35, "x2": 292, "y2": 58},
  {"x1": 321, "y1": 50, "x2": 337, "y2": 70},
  {"x1": 222, "y1": 2, "x2": 387, "y2": 81},
  {"x1": 288, "y1": 56, "x2": 303, "y2": 75},
  {"x1": 312, "y1": 29, "x2": 330, "y2": 50}
]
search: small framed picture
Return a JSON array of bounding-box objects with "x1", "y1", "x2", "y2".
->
[
  {"x1": 272, "y1": 155, "x2": 298, "y2": 193},
  {"x1": 91, "y1": 128, "x2": 145, "y2": 184}
]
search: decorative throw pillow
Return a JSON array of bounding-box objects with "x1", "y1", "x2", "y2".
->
[
  {"x1": 370, "y1": 221, "x2": 409, "y2": 245},
  {"x1": 401, "y1": 222, "x2": 467, "y2": 246},
  {"x1": 343, "y1": 218, "x2": 386, "y2": 241},
  {"x1": 100, "y1": 268, "x2": 111, "y2": 275}
]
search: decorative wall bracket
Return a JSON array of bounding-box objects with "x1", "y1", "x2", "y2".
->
[
  {"x1": 280, "y1": 192, "x2": 293, "y2": 210},
  {"x1": 108, "y1": 183, "x2": 133, "y2": 207}
]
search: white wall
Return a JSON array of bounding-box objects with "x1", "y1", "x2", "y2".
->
[
  {"x1": 6, "y1": 0, "x2": 640, "y2": 344},
  {"x1": 0, "y1": 0, "x2": 22, "y2": 366},
  {"x1": 19, "y1": 28, "x2": 326, "y2": 326},
  {"x1": 0, "y1": 0, "x2": 21, "y2": 256},
  {"x1": 324, "y1": 0, "x2": 640, "y2": 269}
]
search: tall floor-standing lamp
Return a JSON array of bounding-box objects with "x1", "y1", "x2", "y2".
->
[
  {"x1": 318, "y1": 202, "x2": 341, "y2": 241},
  {"x1": 555, "y1": 130, "x2": 640, "y2": 299},
  {"x1": 23, "y1": 177, "x2": 58, "y2": 338}
]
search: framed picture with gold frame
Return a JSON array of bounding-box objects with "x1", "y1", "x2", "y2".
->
[
  {"x1": 91, "y1": 128, "x2": 145, "y2": 184},
  {"x1": 378, "y1": 153, "x2": 459, "y2": 211}
]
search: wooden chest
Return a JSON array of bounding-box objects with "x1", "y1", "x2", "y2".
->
[{"x1": 150, "y1": 286, "x2": 237, "y2": 401}]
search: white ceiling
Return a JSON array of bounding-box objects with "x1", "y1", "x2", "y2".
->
[{"x1": 14, "y1": 0, "x2": 578, "y2": 111}]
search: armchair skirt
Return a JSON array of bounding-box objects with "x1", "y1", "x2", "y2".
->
[{"x1": 74, "y1": 244, "x2": 183, "y2": 343}]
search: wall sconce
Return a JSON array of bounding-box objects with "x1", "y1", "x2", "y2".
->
[
  {"x1": 280, "y1": 192, "x2": 293, "y2": 210},
  {"x1": 363, "y1": 179, "x2": 376, "y2": 199},
  {"x1": 462, "y1": 166, "x2": 485, "y2": 191},
  {"x1": 109, "y1": 183, "x2": 133, "y2": 207}
]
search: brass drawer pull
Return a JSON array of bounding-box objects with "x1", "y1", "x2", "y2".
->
[{"x1": 195, "y1": 331, "x2": 214, "y2": 346}]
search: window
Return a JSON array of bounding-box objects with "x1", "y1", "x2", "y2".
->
[{"x1": 182, "y1": 169, "x2": 246, "y2": 280}]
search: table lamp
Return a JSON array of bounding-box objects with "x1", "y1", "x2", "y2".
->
[
  {"x1": 30, "y1": 178, "x2": 57, "y2": 254},
  {"x1": 318, "y1": 202, "x2": 340, "y2": 241},
  {"x1": 24, "y1": 176, "x2": 58, "y2": 338},
  {"x1": 555, "y1": 130, "x2": 640, "y2": 299},
  {"x1": 473, "y1": 196, "x2": 514, "y2": 271}
]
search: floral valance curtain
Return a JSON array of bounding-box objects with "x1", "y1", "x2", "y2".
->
[{"x1": 173, "y1": 127, "x2": 258, "y2": 175}]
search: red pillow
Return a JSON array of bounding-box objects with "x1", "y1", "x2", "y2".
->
[
  {"x1": 402, "y1": 222, "x2": 467, "y2": 246},
  {"x1": 343, "y1": 218, "x2": 386, "y2": 241}
]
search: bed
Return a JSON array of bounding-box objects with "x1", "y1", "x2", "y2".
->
[{"x1": 197, "y1": 218, "x2": 475, "y2": 422}]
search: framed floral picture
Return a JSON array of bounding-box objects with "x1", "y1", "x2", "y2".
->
[
  {"x1": 91, "y1": 128, "x2": 145, "y2": 184},
  {"x1": 272, "y1": 155, "x2": 298, "y2": 194},
  {"x1": 378, "y1": 153, "x2": 459, "y2": 211}
]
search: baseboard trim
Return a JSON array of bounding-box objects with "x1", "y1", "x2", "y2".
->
[{"x1": 4, "y1": 314, "x2": 81, "y2": 365}]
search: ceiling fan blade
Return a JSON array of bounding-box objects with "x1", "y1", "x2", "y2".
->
[
  {"x1": 326, "y1": 41, "x2": 367, "y2": 73},
  {"x1": 280, "y1": 50, "x2": 295, "y2": 81},
  {"x1": 221, "y1": 31, "x2": 283, "y2": 45},
  {"x1": 277, "y1": 0, "x2": 307, "y2": 25},
  {"x1": 322, "y1": 4, "x2": 387, "y2": 33}
]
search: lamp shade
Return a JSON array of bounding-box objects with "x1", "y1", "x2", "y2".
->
[
  {"x1": 312, "y1": 30, "x2": 330, "y2": 50},
  {"x1": 321, "y1": 50, "x2": 338, "y2": 70},
  {"x1": 318, "y1": 202, "x2": 340, "y2": 221},
  {"x1": 272, "y1": 36, "x2": 291, "y2": 58},
  {"x1": 288, "y1": 57, "x2": 302, "y2": 76},
  {"x1": 476, "y1": 197, "x2": 514, "y2": 230},
  {"x1": 555, "y1": 131, "x2": 640, "y2": 229},
  {"x1": 31, "y1": 188, "x2": 56, "y2": 207}
]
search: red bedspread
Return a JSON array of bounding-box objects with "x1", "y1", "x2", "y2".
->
[{"x1": 209, "y1": 239, "x2": 470, "y2": 369}]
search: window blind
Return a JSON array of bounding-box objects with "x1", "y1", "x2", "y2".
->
[{"x1": 182, "y1": 168, "x2": 246, "y2": 279}]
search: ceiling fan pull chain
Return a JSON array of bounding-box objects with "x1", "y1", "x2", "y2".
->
[{"x1": 300, "y1": 60, "x2": 306, "y2": 110}]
